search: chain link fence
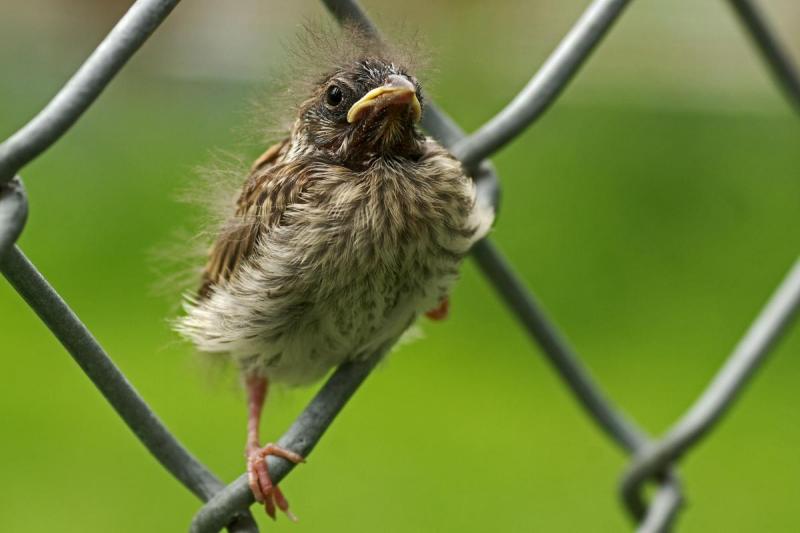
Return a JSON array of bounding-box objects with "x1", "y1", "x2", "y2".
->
[{"x1": 1, "y1": 0, "x2": 799, "y2": 532}]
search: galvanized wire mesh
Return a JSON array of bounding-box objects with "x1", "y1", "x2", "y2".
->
[{"x1": 1, "y1": 1, "x2": 799, "y2": 532}]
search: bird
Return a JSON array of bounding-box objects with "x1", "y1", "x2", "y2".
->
[{"x1": 175, "y1": 29, "x2": 494, "y2": 521}]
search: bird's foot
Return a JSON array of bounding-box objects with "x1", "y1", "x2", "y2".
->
[
  {"x1": 246, "y1": 443, "x2": 305, "y2": 521},
  {"x1": 425, "y1": 297, "x2": 450, "y2": 321}
]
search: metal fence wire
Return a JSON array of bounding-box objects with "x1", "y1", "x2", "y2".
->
[{"x1": 1, "y1": 0, "x2": 799, "y2": 531}]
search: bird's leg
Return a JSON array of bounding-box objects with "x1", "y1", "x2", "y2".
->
[
  {"x1": 425, "y1": 296, "x2": 450, "y2": 321},
  {"x1": 245, "y1": 374, "x2": 305, "y2": 521}
]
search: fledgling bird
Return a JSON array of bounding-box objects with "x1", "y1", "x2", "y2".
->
[{"x1": 175, "y1": 30, "x2": 493, "y2": 520}]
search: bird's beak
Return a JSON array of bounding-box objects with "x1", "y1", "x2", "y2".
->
[{"x1": 347, "y1": 75, "x2": 422, "y2": 124}]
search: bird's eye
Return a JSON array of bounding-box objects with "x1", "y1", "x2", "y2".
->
[{"x1": 326, "y1": 85, "x2": 343, "y2": 107}]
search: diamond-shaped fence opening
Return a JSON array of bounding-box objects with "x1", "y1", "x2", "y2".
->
[{"x1": 1, "y1": 1, "x2": 799, "y2": 532}]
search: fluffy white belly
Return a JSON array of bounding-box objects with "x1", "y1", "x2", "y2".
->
[
  {"x1": 176, "y1": 146, "x2": 491, "y2": 386},
  {"x1": 184, "y1": 233, "x2": 458, "y2": 386}
]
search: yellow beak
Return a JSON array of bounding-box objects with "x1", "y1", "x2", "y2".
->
[{"x1": 347, "y1": 75, "x2": 422, "y2": 124}]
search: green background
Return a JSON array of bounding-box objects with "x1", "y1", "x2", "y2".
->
[{"x1": 1, "y1": 1, "x2": 799, "y2": 531}]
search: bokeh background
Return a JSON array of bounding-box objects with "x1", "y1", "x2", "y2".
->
[{"x1": 1, "y1": 0, "x2": 799, "y2": 531}]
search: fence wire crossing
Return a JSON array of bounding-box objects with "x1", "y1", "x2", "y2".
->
[{"x1": 1, "y1": 0, "x2": 798, "y2": 532}]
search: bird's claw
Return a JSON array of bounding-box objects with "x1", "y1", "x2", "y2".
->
[
  {"x1": 425, "y1": 296, "x2": 450, "y2": 321},
  {"x1": 247, "y1": 443, "x2": 305, "y2": 521}
]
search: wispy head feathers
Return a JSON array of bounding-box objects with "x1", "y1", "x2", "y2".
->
[{"x1": 250, "y1": 21, "x2": 429, "y2": 143}]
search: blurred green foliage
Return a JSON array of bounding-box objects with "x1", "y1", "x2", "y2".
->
[{"x1": 1, "y1": 3, "x2": 799, "y2": 532}]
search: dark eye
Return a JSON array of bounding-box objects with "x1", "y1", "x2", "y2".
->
[{"x1": 326, "y1": 85, "x2": 343, "y2": 107}]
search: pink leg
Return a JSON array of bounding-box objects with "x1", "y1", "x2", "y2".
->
[
  {"x1": 245, "y1": 375, "x2": 305, "y2": 521},
  {"x1": 425, "y1": 296, "x2": 450, "y2": 321}
]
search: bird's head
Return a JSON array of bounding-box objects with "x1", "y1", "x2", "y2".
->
[{"x1": 293, "y1": 58, "x2": 425, "y2": 166}]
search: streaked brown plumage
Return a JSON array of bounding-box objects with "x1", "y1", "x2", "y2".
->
[{"x1": 175, "y1": 32, "x2": 493, "y2": 521}]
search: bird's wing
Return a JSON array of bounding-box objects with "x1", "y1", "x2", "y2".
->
[
  {"x1": 199, "y1": 139, "x2": 291, "y2": 298},
  {"x1": 250, "y1": 138, "x2": 290, "y2": 173}
]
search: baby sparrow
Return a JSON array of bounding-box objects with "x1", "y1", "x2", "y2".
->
[{"x1": 176, "y1": 35, "x2": 493, "y2": 520}]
